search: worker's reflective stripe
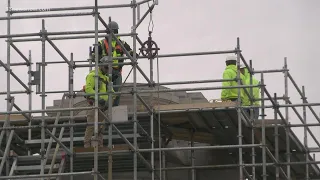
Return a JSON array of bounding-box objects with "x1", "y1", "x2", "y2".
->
[{"x1": 102, "y1": 39, "x2": 122, "y2": 68}]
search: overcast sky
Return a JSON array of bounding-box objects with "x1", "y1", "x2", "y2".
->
[{"x1": 0, "y1": 0, "x2": 320, "y2": 157}]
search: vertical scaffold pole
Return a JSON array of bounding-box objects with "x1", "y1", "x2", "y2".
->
[
  {"x1": 40, "y1": 19, "x2": 47, "y2": 180},
  {"x1": 148, "y1": 7, "x2": 155, "y2": 180},
  {"x1": 28, "y1": 50, "x2": 32, "y2": 156},
  {"x1": 284, "y1": 57, "x2": 291, "y2": 178},
  {"x1": 261, "y1": 72, "x2": 267, "y2": 180},
  {"x1": 150, "y1": 111, "x2": 155, "y2": 180},
  {"x1": 93, "y1": 0, "x2": 99, "y2": 180},
  {"x1": 302, "y1": 86, "x2": 309, "y2": 179},
  {"x1": 132, "y1": 1, "x2": 138, "y2": 179},
  {"x1": 107, "y1": 16, "x2": 113, "y2": 180},
  {"x1": 149, "y1": 33, "x2": 155, "y2": 180},
  {"x1": 69, "y1": 52, "x2": 74, "y2": 180},
  {"x1": 191, "y1": 131, "x2": 195, "y2": 180},
  {"x1": 274, "y1": 93, "x2": 279, "y2": 180},
  {"x1": 249, "y1": 60, "x2": 256, "y2": 180},
  {"x1": 5, "y1": 0, "x2": 11, "y2": 176},
  {"x1": 236, "y1": 37, "x2": 243, "y2": 180}
]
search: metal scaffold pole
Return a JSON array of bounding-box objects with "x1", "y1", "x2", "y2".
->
[
  {"x1": 132, "y1": 1, "x2": 138, "y2": 179},
  {"x1": 284, "y1": 58, "x2": 291, "y2": 178},
  {"x1": 104, "y1": 14, "x2": 114, "y2": 180},
  {"x1": 5, "y1": 0, "x2": 11, "y2": 176},
  {"x1": 40, "y1": 19, "x2": 46, "y2": 180},
  {"x1": 249, "y1": 60, "x2": 256, "y2": 180},
  {"x1": 93, "y1": 0, "x2": 99, "y2": 179},
  {"x1": 274, "y1": 93, "x2": 280, "y2": 180},
  {"x1": 302, "y1": 86, "x2": 309, "y2": 179},
  {"x1": 2, "y1": 1, "x2": 320, "y2": 179},
  {"x1": 260, "y1": 72, "x2": 267, "y2": 180},
  {"x1": 236, "y1": 37, "x2": 244, "y2": 180},
  {"x1": 28, "y1": 50, "x2": 33, "y2": 156},
  {"x1": 69, "y1": 52, "x2": 75, "y2": 180}
]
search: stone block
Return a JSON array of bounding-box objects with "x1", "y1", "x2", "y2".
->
[{"x1": 111, "y1": 105, "x2": 128, "y2": 122}]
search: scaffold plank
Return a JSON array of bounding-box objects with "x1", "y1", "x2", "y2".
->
[
  {"x1": 153, "y1": 102, "x2": 237, "y2": 111},
  {"x1": 74, "y1": 144, "x2": 132, "y2": 153}
]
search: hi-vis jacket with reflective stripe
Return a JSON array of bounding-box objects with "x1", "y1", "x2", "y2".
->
[
  {"x1": 85, "y1": 68, "x2": 115, "y2": 102},
  {"x1": 221, "y1": 64, "x2": 246, "y2": 101},
  {"x1": 92, "y1": 37, "x2": 133, "y2": 69}
]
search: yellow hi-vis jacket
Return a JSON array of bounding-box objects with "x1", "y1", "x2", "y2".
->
[
  {"x1": 85, "y1": 68, "x2": 115, "y2": 102},
  {"x1": 242, "y1": 68, "x2": 260, "y2": 106},
  {"x1": 99, "y1": 37, "x2": 123, "y2": 69},
  {"x1": 221, "y1": 65, "x2": 246, "y2": 101},
  {"x1": 91, "y1": 37, "x2": 133, "y2": 70}
]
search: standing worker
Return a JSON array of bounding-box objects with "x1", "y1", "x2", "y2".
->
[
  {"x1": 221, "y1": 55, "x2": 245, "y2": 102},
  {"x1": 82, "y1": 57, "x2": 115, "y2": 148},
  {"x1": 240, "y1": 64, "x2": 260, "y2": 120},
  {"x1": 91, "y1": 20, "x2": 138, "y2": 106}
]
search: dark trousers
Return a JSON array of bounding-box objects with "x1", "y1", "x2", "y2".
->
[
  {"x1": 112, "y1": 69, "x2": 122, "y2": 106},
  {"x1": 246, "y1": 107, "x2": 260, "y2": 120},
  {"x1": 227, "y1": 98, "x2": 259, "y2": 120}
]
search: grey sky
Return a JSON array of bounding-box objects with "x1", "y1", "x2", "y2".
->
[{"x1": 0, "y1": 0, "x2": 320, "y2": 154}]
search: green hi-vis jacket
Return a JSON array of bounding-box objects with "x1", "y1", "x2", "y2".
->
[
  {"x1": 221, "y1": 65, "x2": 246, "y2": 101},
  {"x1": 242, "y1": 68, "x2": 260, "y2": 106},
  {"x1": 85, "y1": 68, "x2": 115, "y2": 102}
]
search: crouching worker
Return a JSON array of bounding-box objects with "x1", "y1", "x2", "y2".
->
[{"x1": 82, "y1": 57, "x2": 115, "y2": 148}]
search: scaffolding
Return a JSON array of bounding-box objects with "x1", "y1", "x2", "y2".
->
[{"x1": 1, "y1": 0, "x2": 320, "y2": 180}]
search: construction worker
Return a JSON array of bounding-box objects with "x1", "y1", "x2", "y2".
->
[
  {"x1": 221, "y1": 55, "x2": 245, "y2": 102},
  {"x1": 83, "y1": 57, "x2": 115, "y2": 148},
  {"x1": 91, "y1": 20, "x2": 137, "y2": 107},
  {"x1": 240, "y1": 64, "x2": 260, "y2": 120}
]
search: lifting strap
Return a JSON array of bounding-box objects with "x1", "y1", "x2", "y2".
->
[{"x1": 103, "y1": 39, "x2": 123, "y2": 55}]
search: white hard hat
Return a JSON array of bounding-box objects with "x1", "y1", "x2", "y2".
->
[
  {"x1": 240, "y1": 64, "x2": 246, "y2": 69},
  {"x1": 99, "y1": 56, "x2": 111, "y2": 68},
  {"x1": 226, "y1": 55, "x2": 237, "y2": 61}
]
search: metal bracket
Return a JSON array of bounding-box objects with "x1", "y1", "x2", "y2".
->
[
  {"x1": 31, "y1": 63, "x2": 41, "y2": 94},
  {"x1": 29, "y1": 70, "x2": 40, "y2": 86}
]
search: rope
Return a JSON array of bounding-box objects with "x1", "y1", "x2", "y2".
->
[
  {"x1": 116, "y1": 0, "x2": 155, "y2": 104},
  {"x1": 148, "y1": 1, "x2": 154, "y2": 34},
  {"x1": 146, "y1": 1, "x2": 162, "y2": 177},
  {"x1": 116, "y1": 51, "x2": 142, "y2": 101},
  {"x1": 156, "y1": 52, "x2": 162, "y2": 180}
]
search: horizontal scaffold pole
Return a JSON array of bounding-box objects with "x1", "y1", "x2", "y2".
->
[
  {"x1": 139, "y1": 144, "x2": 262, "y2": 152},
  {"x1": 5, "y1": 2, "x2": 142, "y2": 14},
  {"x1": 0, "y1": 12, "x2": 94, "y2": 20}
]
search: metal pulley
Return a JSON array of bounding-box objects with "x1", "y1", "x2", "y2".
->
[{"x1": 139, "y1": 33, "x2": 159, "y2": 59}]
